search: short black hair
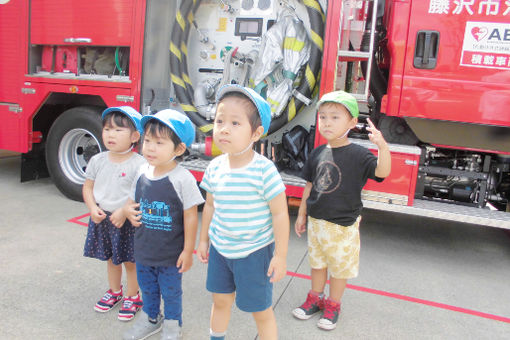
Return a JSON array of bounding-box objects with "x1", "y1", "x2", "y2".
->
[
  {"x1": 102, "y1": 111, "x2": 137, "y2": 132},
  {"x1": 218, "y1": 92, "x2": 261, "y2": 133},
  {"x1": 143, "y1": 119, "x2": 182, "y2": 146}
]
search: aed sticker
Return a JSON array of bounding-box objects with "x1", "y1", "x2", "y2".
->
[{"x1": 460, "y1": 21, "x2": 510, "y2": 70}]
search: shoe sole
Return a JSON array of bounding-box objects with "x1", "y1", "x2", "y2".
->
[
  {"x1": 118, "y1": 309, "x2": 140, "y2": 322},
  {"x1": 134, "y1": 324, "x2": 163, "y2": 340},
  {"x1": 317, "y1": 321, "x2": 337, "y2": 330},
  {"x1": 292, "y1": 309, "x2": 318, "y2": 320},
  {"x1": 94, "y1": 301, "x2": 121, "y2": 313}
]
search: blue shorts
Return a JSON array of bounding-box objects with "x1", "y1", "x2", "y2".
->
[
  {"x1": 83, "y1": 212, "x2": 135, "y2": 265},
  {"x1": 206, "y1": 243, "x2": 274, "y2": 313}
]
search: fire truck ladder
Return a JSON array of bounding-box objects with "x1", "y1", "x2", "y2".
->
[{"x1": 336, "y1": 0, "x2": 379, "y2": 104}]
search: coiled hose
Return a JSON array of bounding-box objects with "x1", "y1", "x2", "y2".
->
[{"x1": 169, "y1": 0, "x2": 325, "y2": 136}]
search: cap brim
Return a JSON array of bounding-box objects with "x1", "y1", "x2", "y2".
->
[{"x1": 216, "y1": 85, "x2": 270, "y2": 134}]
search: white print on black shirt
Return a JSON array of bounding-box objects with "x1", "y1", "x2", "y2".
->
[{"x1": 314, "y1": 161, "x2": 341, "y2": 194}]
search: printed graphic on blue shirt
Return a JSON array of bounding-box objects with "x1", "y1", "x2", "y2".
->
[{"x1": 140, "y1": 199, "x2": 173, "y2": 230}]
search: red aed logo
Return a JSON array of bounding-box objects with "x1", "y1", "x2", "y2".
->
[{"x1": 471, "y1": 26, "x2": 488, "y2": 42}]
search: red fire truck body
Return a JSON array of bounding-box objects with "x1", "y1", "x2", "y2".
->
[{"x1": 0, "y1": 0, "x2": 509, "y2": 228}]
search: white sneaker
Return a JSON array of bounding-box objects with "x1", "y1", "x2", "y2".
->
[
  {"x1": 123, "y1": 311, "x2": 163, "y2": 340},
  {"x1": 160, "y1": 319, "x2": 182, "y2": 340}
]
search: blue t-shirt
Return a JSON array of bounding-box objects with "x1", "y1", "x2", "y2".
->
[
  {"x1": 200, "y1": 153, "x2": 286, "y2": 259},
  {"x1": 130, "y1": 164, "x2": 204, "y2": 267}
]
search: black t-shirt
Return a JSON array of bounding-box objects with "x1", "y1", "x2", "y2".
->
[{"x1": 301, "y1": 143, "x2": 383, "y2": 226}]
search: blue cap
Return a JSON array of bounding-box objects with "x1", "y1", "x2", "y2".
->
[
  {"x1": 216, "y1": 84, "x2": 272, "y2": 135},
  {"x1": 102, "y1": 106, "x2": 143, "y2": 133},
  {"x1": 140, "y1": 109, "x2": 195, "y2": 147}
]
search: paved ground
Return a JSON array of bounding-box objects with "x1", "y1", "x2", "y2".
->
[{"x1": 1, "y1": 154, "x2": 510, "y2": 339}]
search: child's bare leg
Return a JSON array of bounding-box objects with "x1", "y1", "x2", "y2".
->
[
  {"x1": 107, "y1": 259, "x2": 122, "y2": 292},
  {"x1": 252, "y1": 307, "x2": 277, "y2": 340},
  {"x1": 311, "y1": 268, "x2": 328, "y2": 294},
  {"x1": 328, "y1": 277, "x2": 347, "y2": 302},
  {"x1": 211, "y1": 292, "x2": 235, "y2": 333},
  {"x1": 123, "y1": 261, "x2": 139, "y2": 296}
]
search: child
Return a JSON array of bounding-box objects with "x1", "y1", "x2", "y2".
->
[
  {"x1": 123, "y1": 109, "x2": 204, "y2": 340},
  {"x1": 292, "y1": 91, "x2": 391, "y2": 330},
  {"x1": 197, "y1": 85, "x2": 290, "y2": 340},
  {"x1": 83, "y1": 106, "x2": 146, "y2": 321}
]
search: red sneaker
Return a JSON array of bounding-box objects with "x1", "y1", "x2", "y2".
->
[
  {"x1": 94, "y1": 288, "x2": 123, "y2": 312},
  {"x1": 317, "y1": 298, "x2": 341, "y2": 330},
  {"x1": 118, "y1": 294, "x2": 143, "y2": 321},
  {"x1": 292, "y1": 291, "x2": 324, "y2": 320}
]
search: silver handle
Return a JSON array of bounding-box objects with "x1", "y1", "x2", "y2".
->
[{"x1": 63, "y1": 37, "x2": 92, "y2": 43}]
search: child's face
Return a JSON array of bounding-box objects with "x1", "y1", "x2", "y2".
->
[
  {"x1": 317, "y1": 103, "x2": 357, "y2": 142},
  {"x1": 102, "y1": 120, "x2": 139, "y2": 153},
  {"x1": 142, "y1": 131, "x2": 185, "y2": 168},
  {"x1": 213, "y1": 97, "x2": 264, "y2": 155}
]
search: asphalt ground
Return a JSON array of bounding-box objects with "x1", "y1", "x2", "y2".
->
[{"x1": 1, "y1": 153, "x2": 510, "y2": 339}]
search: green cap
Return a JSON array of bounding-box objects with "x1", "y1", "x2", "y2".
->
[{"x1": 317, "y1": 91, "x2": 359, "y2": 118}]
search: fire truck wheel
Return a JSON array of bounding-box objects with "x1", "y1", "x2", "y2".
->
[
  {"x1": 378, "y1": 115, "x2": 419, "y2": 145},
  {"x1": 45, "y1": 106, "x2": 104, "y2": 201}
]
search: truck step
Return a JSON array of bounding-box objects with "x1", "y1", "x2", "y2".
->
[{"x1": 363, "y1": 199, "x2": 510, "y2": 230}]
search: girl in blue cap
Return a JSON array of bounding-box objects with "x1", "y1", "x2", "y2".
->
[
  {"x1": 83, "y1": 106, "x2": 146, "y2": 321},
  {"x1": 197, "y1": 85, "x2": 290, "y2": 340},
  {"x1": 123, "y1": 109, "x2": 204, "y2": 340}
]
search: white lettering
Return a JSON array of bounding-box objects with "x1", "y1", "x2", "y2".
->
[
  {"x1": 429, "y1": 0, "x2": 451, "y2": 14},
  {"x1": 479, "y1": 0, "x2": 500, "y2": 15},
  {"x1": 483, "y1": 55, "x2": 495, "y2": 65},
  {"x1": 505, "y1": 1, "x2": 510, "y2": 15},
  {"x1": 453, "y1": 0, "x2": 475, "y2": 15},
  {"x1": 495, "y1": 56, "x2": 507, "y2": 66},
  {"x1": 471, "y1": 54, "x2": 483, "y2": 64}
]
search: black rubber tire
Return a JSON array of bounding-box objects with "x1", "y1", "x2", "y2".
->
[
  {"x1": 378, "y1": 115, "x2": 419, "y2": 145},
  {"x1": 45, "y1": 106, "x2": 104, "y2": 201}
]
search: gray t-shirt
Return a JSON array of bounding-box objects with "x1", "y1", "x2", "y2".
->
[{"x1": 86, "y1": 151, "x2": 146, "y2": 212}]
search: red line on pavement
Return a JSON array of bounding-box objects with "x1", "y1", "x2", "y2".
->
[
  {"x1": 66, "y1": 213, "x2": 510, "y2": 324},
  {"x1": 285, "y1": 271, "x2": 510, "y2": 324},
  {"x1": 67, "y1": 213, "x2": 90, "y2": 227}
]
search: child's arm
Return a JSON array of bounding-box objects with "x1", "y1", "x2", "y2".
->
[
  {"x1": 267, "y1": 191, "x2": 290, "y2": 283},
  {"x1": 367, "y1": 118, "x2": 391, "y2": 178},
  {"x1": 197, "y1": 192, "x2": 214, "y2": 263},
  {"x1": 177, "y1": 205, "x2": 199, "y2": 273},
  {"x1": 82, "y1": 179, "x2": 106, "y2": 223},
  {"x1": 123, "y1": 198, "x2": 142, "y2": 227},
  {"x1": 295, "y1": 182, "x2": 312, "y2": 237}
]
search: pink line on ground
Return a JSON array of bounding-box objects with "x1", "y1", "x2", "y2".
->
[
  {"x1": 67, "y1": 213, "x2": 90, "y2": 227},
  {"x1": 66, "y1": 213, "x2": 509, "y2": 324},
  {"x1": 286, "y1": 271, "x2": 510, "y2": 324}
]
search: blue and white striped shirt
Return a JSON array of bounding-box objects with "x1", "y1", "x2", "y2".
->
[{"x1": 200, "y1": 153, "x2": 286, "y2": 259}]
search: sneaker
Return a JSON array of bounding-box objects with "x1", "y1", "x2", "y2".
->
[
  {"x1": 160, "y1": 319, "x2": 182, "y2": 340},
  {"x1": 123, "y1": 311, "x2": 163, "y2": 340},
  {"x1": 292, "y1": 291, "x2": 324, "y2": 320},
  {"x1": 94, "y1": 288, "x2": 123, "y2": 312},
  {"x1": 118, "y1": 294, "x2": 143, "y2": 321},
  {"x1": 317, "y1": 298, "x2": 341, "y2": 330}
]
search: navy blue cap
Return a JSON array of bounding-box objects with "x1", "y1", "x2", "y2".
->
[
  {"x1": 102, "y1": 106, "x2": 143, "y2": 133},
  {"x1": 216, "y1": 84, "x2": 272, "y2": 135},
  {"x1": 140, "y1": 109, "x2": 195, "y2": 147}
]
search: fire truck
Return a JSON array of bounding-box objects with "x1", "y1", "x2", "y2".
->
[{"x1": 0, "y1": 0, "x2": 509, "y2": 228}]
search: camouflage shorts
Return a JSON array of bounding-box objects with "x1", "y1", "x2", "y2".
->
[{"x1": 307, "y1": 216, "x2": 361, "y2": 279}]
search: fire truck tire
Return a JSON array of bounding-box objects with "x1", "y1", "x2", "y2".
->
[
  {"x1": 45, "y1": 106, "x2": 104, "y2": 201},
  {"x1": 378, "y1": 115, "x2": 419, "y2": 145}
]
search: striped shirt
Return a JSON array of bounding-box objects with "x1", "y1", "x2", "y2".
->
[{"x1": 200, "y1": 153, "x2": 286, "y2": 259}]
